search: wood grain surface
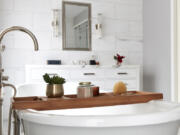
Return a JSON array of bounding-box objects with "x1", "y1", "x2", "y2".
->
[{"x1": 12, "y1": 91, "x2": 163, "y2": 111}]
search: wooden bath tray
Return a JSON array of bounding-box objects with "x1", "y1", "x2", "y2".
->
[{"x1": 12, "y1": 91, "x2": 163, "y2": 111}]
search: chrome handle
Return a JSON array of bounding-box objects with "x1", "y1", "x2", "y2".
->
[
  {"x1": 2, "y1": 76, "x2": 9, "y2": 81},
  {"x1": 83, "y1": 73, "x2": 95, "y2": 76},
  {"x1": 117, "y1": 72, "x2": 128, "y2": 75}
]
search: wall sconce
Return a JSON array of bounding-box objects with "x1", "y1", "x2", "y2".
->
[
  {"x1": 95, "y1": 13, "x2": 103, "y2": 39},
  {"x1": 52, "y1": 9, "x2": 61, "y2": 37}
]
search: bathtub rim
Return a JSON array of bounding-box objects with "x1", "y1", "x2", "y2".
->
[{"x1": 18, "y1": 101, "x2": 180, "y2": 128}]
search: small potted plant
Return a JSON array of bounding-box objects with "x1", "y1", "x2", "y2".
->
[
  {"x1": 43, "y1": 73, "x2": 66, "y2": 98},
  {"x1": 114, "y1": 53, "x2": 125, "y2": 67}
]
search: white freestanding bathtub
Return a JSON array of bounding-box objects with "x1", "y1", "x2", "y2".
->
[{"x1": 16, "y1": 84, "x2": 180, "y2": 135}]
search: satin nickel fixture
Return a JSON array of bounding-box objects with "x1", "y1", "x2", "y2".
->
[
  {"x1": 95, "y1": 13, "x2": 103, "y2": 39},
  {"x1": 0, "y1": 26, "x2": 39, "y2": 135}
]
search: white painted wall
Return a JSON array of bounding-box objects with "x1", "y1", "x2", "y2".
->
[
  {"x1": 143, "y1": 0, "x2": 172, "y2": 100},
  {"x1": 0, "y1": 0, "x2": 143, "y2": 120}
]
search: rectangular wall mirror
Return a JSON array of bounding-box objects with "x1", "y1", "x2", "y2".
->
[{"x1": 62, "y1": 1, "x2": 91, "y2": 51}]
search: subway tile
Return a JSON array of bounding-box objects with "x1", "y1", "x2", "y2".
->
[
  {"x1": 14, "y1": 0, "x2": 51, "y2": 12},
  {"x1": 12, "y1": 12, "x2": 33, "y2": 29},
  {"x1": 102, "y1": 18, "x2": 116, "y2": 36},
  {"x1": 97, "y1": 51, "x2": 129, "y2": 65},
  {"x1": 14, "y1": 69, "x2": 25, "y2": 84},
  {"x1": 92, "y1": 35, "x2": 116, "y2": 51},
  {"x1": 115, "y1": 39, "x2": 143, "y2": 52},
  {"x1": 127, "y1": 51, "x2": 143, "y2": 65},
  {"x1": 114, "y1": 0, "x2": 142, "y2": 6},
  {"x1": 92, "y1": 2, "x2": 115, "y2": 18},
  {"x1": 64, "y1": 0, "x2": 92, "y2": 4},
  {"x1": 96, "y1": 51, "x2": 115, "y2": 65},
  {"x1": 114, "y1": 4, "x2": 142, "y2": 21},
  {"x1": 2, "y1": 50, "x2": 33, "y2": 67},
  {"x1": 0, "y1": 11, "x2": 14, "y2": 29},
  {"x1": 128, "y1": 21, "x2": 143, "y2": 38},
  {"x1": 33, "y1": 13, "x2": 52, "y2": 31},
  {"x1": 51, "y1": 35, "x2": 62, "y2": 50},
  {"x1": 0, "y1": 0, "x2": 13, "y2": 11},
  {"x1": 14, "y1": 0, "x2": 35, "y2": 11},
  {"x1": 14, "y1": 31, "x2": 36, "y2": 49},
  {"x1": 114, "y1": 20, "x2": 129, "y2": 37},
  {"x1": 35, "y1": 31, "x2": 52, "y2": 50},
  {"x1": 1, "y1": 34, "x2": 14, "y2": 49}
]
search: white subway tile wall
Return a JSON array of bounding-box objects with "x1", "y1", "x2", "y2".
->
[{"x1": 0, "y1": 0, "x2": 143, "y2": 121}]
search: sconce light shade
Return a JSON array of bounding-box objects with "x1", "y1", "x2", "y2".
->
[
  {"x1": 97, "y1": 13, "x2": 103, "y2": 23},
  {"x1": 95, "y1": 13, "x2": 103, "y2": 39},
  {"x1": 52, "y1": 9, "x2": 61, "y2": 37}
]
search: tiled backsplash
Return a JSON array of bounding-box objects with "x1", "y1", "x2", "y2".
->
[{"x1": 0, "y1": 0, "x2": 143, "y2": 119}]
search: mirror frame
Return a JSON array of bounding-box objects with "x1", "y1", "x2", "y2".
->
[{"x1": 62, "y1": 1, "x2": 92, "y2": 51}]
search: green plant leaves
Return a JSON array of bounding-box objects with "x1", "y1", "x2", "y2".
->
[
  {"x1": 52, "y1": 76, "x2": 65, "y2": 84},
  {"x1": 43, "y1": 73, "x2": 52, "y2": 84},
  {"x1": 43, "y1": 73, "x2": 66, "y2": 84}
]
